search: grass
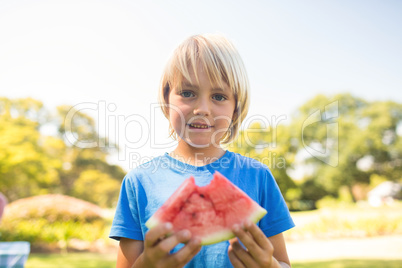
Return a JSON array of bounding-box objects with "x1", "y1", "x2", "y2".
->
[
  {"x1": 292, "y1": 259, "x2": 402, "y2": 268},
  {"x1": 25, "y1": 253, "x2": 402, "y2": 268},
  {"x1": 19, "y1": 205, "x2": 402, "y2": 267},
  {"x1": 26, "y1": 253, "x2": 116, "y2": 268},
  {"x1": 287, "y1": 205, "x2": 402, "y2": 241}
]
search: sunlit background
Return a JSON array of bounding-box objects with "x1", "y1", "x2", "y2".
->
[
  {"x1": 1, "y1": 0, "x2": 401, "y2": 267},
  {"x1": 1, "y1": 0, "x2": 401, "y2": 169}
]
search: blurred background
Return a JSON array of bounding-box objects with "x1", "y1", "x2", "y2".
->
[{"x1": 0, "y1": 0, "x2": 401, "y2": 267}]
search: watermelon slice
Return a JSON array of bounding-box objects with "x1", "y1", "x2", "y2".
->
[{"x1": 145, "y1": 171, "x2": 267, "y2": 245}]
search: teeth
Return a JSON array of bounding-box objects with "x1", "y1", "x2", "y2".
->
[{"x1": 190, "y1": 123, "x2": 209, "y2": 129}]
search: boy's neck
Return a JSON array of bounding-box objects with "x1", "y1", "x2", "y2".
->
[{"x1": 170, "y1": 144, "x2": 226, "y2": 167}]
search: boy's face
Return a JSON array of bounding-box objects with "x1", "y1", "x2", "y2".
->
[{"x1": 168, "y1": 64, "x2": 236, "y2": 149}]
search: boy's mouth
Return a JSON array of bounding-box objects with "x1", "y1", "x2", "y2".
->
[{"x1": 188, "y1": 123, "x2": 212, "y2": 129}]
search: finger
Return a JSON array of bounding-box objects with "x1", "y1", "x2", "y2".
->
[
  {"x1": 145, "y1": 222, "x2": 173, "y2": 247},
  {"x1": 228, "y1": 237, "x2": 237, "y2": 245},
  {"x1": 154, "y1": 230, "x2": 192, "y2": 258},
  {"x1": 229, "y1": 239, "x2": 257, "y2": 267},
  {"x1": 165, "y1": 238, "x2": 202, "y2": 267},
  {"x1": 232, "y1": 224, "x2": 262, "y2": 256},
  {"x1": 228, "y1": 242, "x2": 246, "y2": 268},
  {"x1": 243, "y1": 220, "x2": 271, "y2": 249},
  {"x1": 240, "y1": 221, "x2": 275, "y2": 267}
]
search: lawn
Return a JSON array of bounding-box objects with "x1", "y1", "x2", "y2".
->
[
  {"x1": 26, "y1": 253, "x2": 116, "y2": 268},
  {"x1": 293, "y1": 259, "x2": 402, "y2": 268},
  {"x1": 287, "y1": 205, "x2": 402, "y2": 240},
  {"x1": 25, "y1": 253, "x2": 402, "y2": 268},
  {"x1": 21, "y1": 205, "x2": 402, "y2": 267}
]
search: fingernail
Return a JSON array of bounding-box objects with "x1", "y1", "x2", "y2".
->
[
  {"x1": 165, "y1": 222, "x2": 172, "y2": 230},
  {"x1": 233, "y1": 224, "x2": 240, "y2": 232},
  {"x1": 182, "y1": 230, "x2": 190, "y2": 239},
  {"x1": 244, "y1": 220, "x2": 252, "y2": 228}
]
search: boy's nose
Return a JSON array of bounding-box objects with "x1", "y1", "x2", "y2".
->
[{"x1": 193, "y1": 98, "x2": 210, "y2": 116}]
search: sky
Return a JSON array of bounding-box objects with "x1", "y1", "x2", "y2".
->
[{"x1": 1, "y1": 0, "x2": 401, "y2": 171}]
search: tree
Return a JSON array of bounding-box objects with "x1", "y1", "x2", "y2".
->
[
  {"x1": 73, "y1": 170, "x2": 121, "y2": 207},
  {"x1": 0, "y1": 97, "x2": 60, "y2": 200},
  {"x1": 290, "y1": 93, "x2": 402, "y2": 201},
  {"x1": 54, "y1": 105, "x2": 125, "y2": 198},
  {"x1": 228, "y1": 122, "x2": 298, "y2": 198},
  {"x1": 0, "y1": 97, "x2": 126, "y2": 207}
]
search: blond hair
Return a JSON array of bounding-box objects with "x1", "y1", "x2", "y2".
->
[{"x1": 159, "y1": 33, "x2": 250, "y2": 144}]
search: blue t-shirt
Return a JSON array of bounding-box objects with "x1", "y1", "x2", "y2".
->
[{"x1": 110, "y1": 150, "x2": 295, "y2": 268}]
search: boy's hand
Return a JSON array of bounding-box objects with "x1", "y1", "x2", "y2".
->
[
  {"x1": 139, "y1": 222, "x2": 202, "y2": 268},
  {"x1": 228, "y1": 220, "x2": 279, "y2": 268}
]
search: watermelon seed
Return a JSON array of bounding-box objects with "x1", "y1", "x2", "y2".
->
[
  {"x1": 192, "y1": 213, "x2": 196, "y2": 218},
  {"x1": 200, "y1": 194, "x2": 205, "y2": 198}
]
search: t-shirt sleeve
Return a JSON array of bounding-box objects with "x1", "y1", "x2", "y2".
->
[
  {"x1": 259, "y1": 169, "x2": 295, "y2": 237},
  {"x1": 109, "y1": 175, "x2": 144, "y2": 241}
]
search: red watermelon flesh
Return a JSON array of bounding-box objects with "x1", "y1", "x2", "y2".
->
[{"x1": 145, "y1": 171, "x2": 267, "y2": 245}]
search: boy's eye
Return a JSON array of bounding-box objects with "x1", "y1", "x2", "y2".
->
[
  {"x1": 180, "y1": 91, "x2": 194, "y2": 98},
  {"x1": 212, "y1": 94, "x2": 227, "y2": 101}
]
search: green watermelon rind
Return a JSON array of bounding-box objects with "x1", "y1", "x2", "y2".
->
[
  {"x1": 201, "y1": 205, "x2": 267, "y2": 245},
  {"x1": 145, "y1": 205, "x2": 267, "y2": 246},
  {"x1": 145, "y1": 172, "x2": 269, "y2": 246},
  {"x1": 145, "y1": 216, "x2": 161, "y2": 230}
]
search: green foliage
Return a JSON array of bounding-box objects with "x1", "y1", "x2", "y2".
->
[
  {"x1": 228, "y1": 93, "x2": 402, "y2": 207},
  {"x1": 316, "y1": 196, "x2": 354, "y2": 209},
  {"x1": 0, "y1": 195, "x2": 108, "y2": 252},
  {"x1": 73, "y1": 170, "x2": 121, "y2": 207},
  {"x1": 0, "y1": 98, "x2": 58, "y2": 200},
  {"x1": 26, "y1": 253, "x2": 116, "y2": 268},
  {"x1": 228, "y1": 122, "x2": 298, "y2": 195},
  {"x1": 290, "y1": 93, "x2": 402, "y2": 203},
  {"x1": 0, "y1": 219, "x2": 105, "y2": 245},
  {"x1": 1, "y1": 94, "x2": 402, "y2": 209},
  {"x1": 369, "y1": 174, "x2": 389, "y2": 189},
  {"x1": 299, "y1": 179, "x2": 328, "y2": 203},
  {"x1": 292, "y1": 260, "x2": 402, "y2": 268},
  {"x1": 3, "y1": 194, "x2": 104, "y2": 222},
  {"x1": 288, "y1": 205, "x2": 402, "y2": 240},
  {"x1": 24, "y1": 254, "x2": 402, "y2": 268},
  {"x1": 0, "y1": 97, "x2": 125, "y2": 207}
]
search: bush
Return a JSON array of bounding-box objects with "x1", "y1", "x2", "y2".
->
[
  {"x1": 3, "y1": 194, "x2": 103, "y2": 222},
  {"x1": 315, "y1": 195, "x2": 354, "y2": 209},
  {"x1": 0, "y1": 195, "x2": 109, "y2": 252},
  {"x1": 287, "y1": 204, "x2": 402, "y2": 241},
  {"x1": 73, "y1": 170, "x2": 121, "y2": 208}
]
